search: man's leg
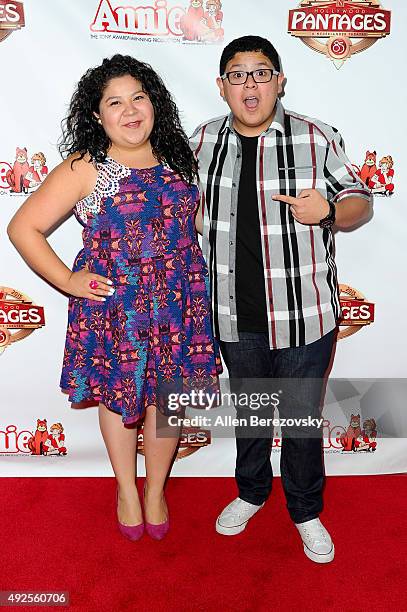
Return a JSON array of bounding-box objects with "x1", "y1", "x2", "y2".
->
[
  {"x1": 216, "y1": 332, "x2": 273, "y2": 534},
  {"x1": 271, "y1": 329, "x2": 336, "y2": 562},
  {"x1": 219, "y1": 332, "x2": 273, "y2": 505},
  {"x1": 271, "y1": 329, "x2": 335, "y2": 523}
]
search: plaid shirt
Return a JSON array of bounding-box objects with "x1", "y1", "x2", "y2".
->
[{"x1": 190, "y1": 99, "x2": 371, "y2": 349}]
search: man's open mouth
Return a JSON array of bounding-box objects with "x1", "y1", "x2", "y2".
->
[{"x1": 244, "y1": 96, "x2": 259, "y2": 109}]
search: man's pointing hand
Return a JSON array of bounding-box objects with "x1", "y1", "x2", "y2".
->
[{"x1": 272, "y1": 189, "x2": 330, "y2": 225}]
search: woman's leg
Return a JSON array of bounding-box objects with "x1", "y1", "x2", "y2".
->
[
  {"x1": 98, "y1": 403, "x2": 142, "y2": 526},
  {"x1": 143, "y1": 404, "x2": 180, "y2": 524}
]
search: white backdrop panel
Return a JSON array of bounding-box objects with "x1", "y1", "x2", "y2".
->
[{"x1": 1, "y1": 0, "x2": 406, "y2": 476}]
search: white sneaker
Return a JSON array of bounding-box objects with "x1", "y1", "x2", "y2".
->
[
  {"x1": 295, "y1": 518, "x2": 335, "y2": 563},
  {"x1": 216, "y1": 497, "x2": 265, "y2": 536}
]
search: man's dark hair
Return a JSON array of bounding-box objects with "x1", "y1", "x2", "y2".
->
[{"x1": 219, "y1": 35, "x2": 281, "y2": 75}]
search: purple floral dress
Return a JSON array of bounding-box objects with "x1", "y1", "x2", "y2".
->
[{"x1": 60, "y1": 157, "x2": 222, "y2": 424}]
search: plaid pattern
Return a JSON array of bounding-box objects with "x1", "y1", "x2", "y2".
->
[{"x1": 190, "y1": 100, "x2": 371, "y2": 349}]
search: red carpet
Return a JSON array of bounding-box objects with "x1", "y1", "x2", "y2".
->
[{"x1": 1, "y1": 476, "x2": 405, "y2": 611}]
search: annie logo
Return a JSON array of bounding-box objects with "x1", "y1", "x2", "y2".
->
[
  {"x1": 288, "y1": 0, "x2": 391, "y2": 68},
  {"x1": 0, "y1": 287, "x2": 45, "y2": 355},
  {"x1": 90, "y1": 0, "x2": 224, "y2": 43},
  {"x1": 0, "y1": 420, "x2": 68, "y2": 455},
  {"x1": 0, "y1": 1, "x2": 25, "y2": 43},
  {"x1": 0, "y1": 425, "x2": 32, "y2": 454},
  {"x1": 301, "y1": 418, "x2": 379, "y2": 451}
]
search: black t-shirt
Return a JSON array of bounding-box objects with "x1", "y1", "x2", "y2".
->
[{"x1": 235, "y1": 133, "x2": 268, "y2": 333}]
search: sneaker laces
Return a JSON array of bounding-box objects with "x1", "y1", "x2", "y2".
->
[
  {"x1": 229, "y1": 500, "x2": 247, "y2": 518},
  {"x1": 302, "y1": 523, "x2": 328, "y2": 545},
  {"x1": 228, "y1": 499, "x2": 255, "y2": 519}
]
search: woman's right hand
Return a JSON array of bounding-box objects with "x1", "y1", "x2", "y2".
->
[{"x1": 64, "y1": 267, "x2": 114, "y2": 301}]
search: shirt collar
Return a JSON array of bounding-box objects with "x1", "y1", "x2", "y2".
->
[{"x1": 221, "y1": 98, "x2": 286, "y2": 136}]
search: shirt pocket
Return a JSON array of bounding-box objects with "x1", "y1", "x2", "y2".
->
[{"x1": 277, "y1": 166, "x2": 326, "y2": 197}]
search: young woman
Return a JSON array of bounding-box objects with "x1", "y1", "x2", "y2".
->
[{"x1": 7, "y1": 54, "x2": 222, "y2": 541}]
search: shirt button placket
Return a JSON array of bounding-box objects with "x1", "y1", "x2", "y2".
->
[{"x1": 228, "y1": 137, "x2": 241, "y2": 334}]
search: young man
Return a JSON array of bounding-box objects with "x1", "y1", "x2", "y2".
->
[{"x1": 190, "y1": 36, "x2": 371, "y2": 563}]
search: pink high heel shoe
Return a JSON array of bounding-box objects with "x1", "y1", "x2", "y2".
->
[
  {"x1": 143, "y1": 483, "x2": 170, "y2": 540},
  {"x1": 116, "y1": 489, "x2": 144, "y2": 541}
]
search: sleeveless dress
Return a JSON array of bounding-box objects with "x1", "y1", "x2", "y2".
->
[{"x1": 60, "y1": 157, "x2": 222, "y2": 424}]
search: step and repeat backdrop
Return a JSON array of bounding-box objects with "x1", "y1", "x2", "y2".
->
[{"x1": 1, "y1": 0, "x2": 406, "y2": 476}]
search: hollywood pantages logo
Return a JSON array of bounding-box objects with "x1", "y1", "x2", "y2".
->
[
  {"x1": 0, "y1": 1, "x2": 25, "y2": 43},
  {"x1": 288, "y1": 0, "x2": 391, "y2": 68},
  {"x1": 0, "y1": 287, "x2": 45, "y2": 354}
]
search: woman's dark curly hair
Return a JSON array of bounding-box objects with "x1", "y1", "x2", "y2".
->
[{"x1": 59, "y1": 54, "x2": 197, "y2": 183}]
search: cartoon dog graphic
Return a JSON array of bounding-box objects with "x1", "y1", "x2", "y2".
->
[
  {"x1": 358, "y1": 151, "x2": 377, "y2": 188},
  {"x1": 180, "y1": 0, "x2": 205, "y2": 41},
  {"x1": 340, "y1": 414, "x2": 361, "y2": 451},
  {"x1": 369, "y1": 156, "x2": 395, "y2": 196},
  {"x1": 6, "y1": 147, "x2": 29, "y2": 193},
  {"x1": 27, "y1": 419, "x2": 49, "y2": 455},
  {"x1": 43, "y1": 423, "x2": 67, "y2": 456}
]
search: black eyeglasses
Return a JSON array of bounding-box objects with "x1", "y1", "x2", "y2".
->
[{"x1": 221, "y1": 69, "x2": 280, "y2": 85}]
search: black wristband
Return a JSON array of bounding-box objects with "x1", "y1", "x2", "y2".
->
[{"x1": 319, "y1": 200, "x2": 336, "y2": 229}]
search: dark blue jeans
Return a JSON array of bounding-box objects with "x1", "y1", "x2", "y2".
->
[{"x1": 219, "y1": 329, "x2": 336, "y2": 524}]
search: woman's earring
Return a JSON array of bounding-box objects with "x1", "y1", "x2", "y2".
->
[{"x1": 97, "y1": 118, "x2": 102, "y2": 125}]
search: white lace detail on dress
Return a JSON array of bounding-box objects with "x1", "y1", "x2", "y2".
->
[{"x1": 75, "y1": 158, "x2": 131, "y2": 224}]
